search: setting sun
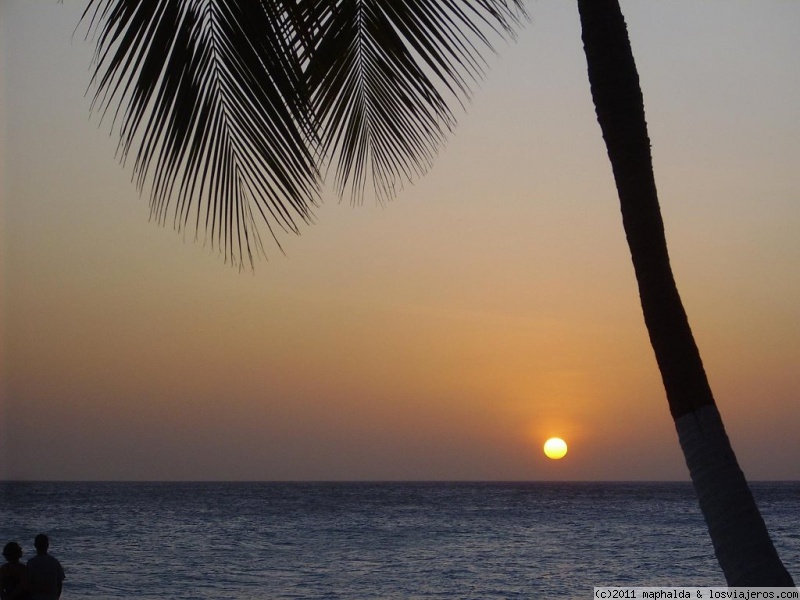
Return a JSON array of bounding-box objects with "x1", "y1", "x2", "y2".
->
[{"x1": 543, "y1": 437, "x2": 568, "y2": 460}]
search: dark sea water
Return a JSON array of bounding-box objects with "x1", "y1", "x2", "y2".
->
[{"x1": 1, "y1": 482, "x2": 798, "y2": 599}]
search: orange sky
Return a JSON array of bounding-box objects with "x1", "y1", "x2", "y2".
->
[{"x1": 1, "y1": 1, "x2": 799, "y2": 481}]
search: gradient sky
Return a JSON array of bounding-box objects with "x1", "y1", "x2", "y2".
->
[{"x1": 1, "y1": 1, "x2": 798, "y2": 481}]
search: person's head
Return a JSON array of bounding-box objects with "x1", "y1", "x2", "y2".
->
[
  {"x1": 34, "y1": 534, "x2": 49, "y2": 554},
  {"x1": 2, "y1": 542, "x2": 23, "y2": 563}
]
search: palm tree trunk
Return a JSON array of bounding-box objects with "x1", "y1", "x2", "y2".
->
[{"x1": 576, "y1": 0, "x2": 794, "y2": 586}]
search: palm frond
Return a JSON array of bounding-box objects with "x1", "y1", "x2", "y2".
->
[
  {"x1": 306, "y1": 0, "x2": 525, "y2": 204},
  {"x1": 82, "y1": 0, "x2": 320, "y2": 266},
  {"x1": 81, "y1": 0, "x2": 525, "y2": 265}
]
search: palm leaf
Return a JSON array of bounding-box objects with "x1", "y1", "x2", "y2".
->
[
  {"x1": 307, "y1": 0, "x2": 525, "y2": 204},
  {"x1": 81, "y1": 0, "x2": 525, "y2": 265},
  {"x1": 83, "y1": 0, "x2": 320, "y2": 266}
]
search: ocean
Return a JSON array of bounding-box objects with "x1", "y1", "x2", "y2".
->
[{"x1": 1, "y1": 481, "x2": 798, "y2": 599}]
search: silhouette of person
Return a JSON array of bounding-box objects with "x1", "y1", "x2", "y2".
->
[
  {"x1": 1, "y1": 541, "x2": 30, "y2": 600},
  {"x1": 24, "y1": 536, "x2": 64, "y2": 600}
]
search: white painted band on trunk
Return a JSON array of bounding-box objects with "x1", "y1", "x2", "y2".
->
[
  {"x1": 675, "y1": 405, "x2": 791, "y2": 585},
  {"x1": 675, "y1": 404, "x2": 738, "y2": 481}
]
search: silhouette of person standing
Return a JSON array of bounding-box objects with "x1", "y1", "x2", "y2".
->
[
  {"x1": 1, "y1": 542, "x2": 29, "y2": 600},
  {"x1": 25, "y1": 536, "x2": 64, "y2": 600}
]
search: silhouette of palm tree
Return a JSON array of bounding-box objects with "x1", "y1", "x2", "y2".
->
[{"x1": 80, "y1": 0, "x2": 793, "y2": 585}]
